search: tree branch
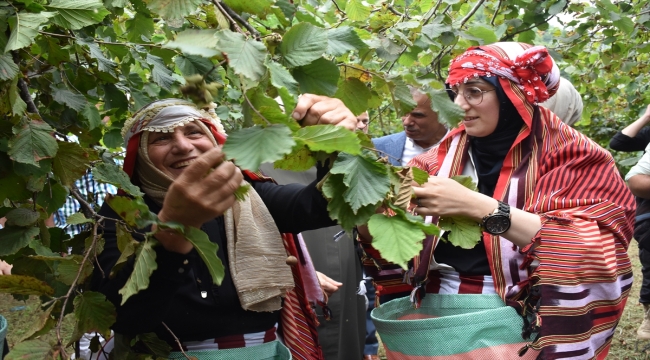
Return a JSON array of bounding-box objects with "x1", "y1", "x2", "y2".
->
[
  {"x1": 11, "y1": 51, "x2": 39, "y2": 115},
  {"x1": 491, "y1": 0, "x2": 502, "y2": 26},
  {"x1": 331, "y1": 0, "x2": 344, "y2": 15},
  {"x1": 70, "y1": 185, "x2": 97, "y2": 220},
  {"x1": 459, "y1": 0, "x2": 485, "y2": 28},
  {"x1": 162, "y1": 322, "x2": 192, "y2": 360},
  {"x1": 500, "y1": 1, "x2": 568, "y2": 41},
  {"x1": 213, "y1": 0, "x2": 260, "y2": 40}
]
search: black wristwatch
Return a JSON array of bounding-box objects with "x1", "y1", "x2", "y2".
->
[{"x1": 481, "y1": 201, "x2": 511, "y2": 235}]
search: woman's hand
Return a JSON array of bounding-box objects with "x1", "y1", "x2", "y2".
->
[
  {"x1": 411, "y1": 176, "x2": 496, "y2": 221},
  {"x1": 156, "y1": 147, "x2": 244, "y2": 253},
  {"x1": 316, "y1": 271, "x2": 342, "y2": 297},
  {"x1": 292, "y1": 94, "x2": 358, "y2": 131}
]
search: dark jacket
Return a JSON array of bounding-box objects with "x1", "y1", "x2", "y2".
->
[{"x1": 91, "y1": 173, "x2": 335, "y2": 344}]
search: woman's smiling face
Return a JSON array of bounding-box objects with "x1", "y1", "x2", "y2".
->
[
  {"x1": 146, "y1": 121, "x2": 215, "y2": 179},
  {"x1": 451, "y1": 79, "x2": 501, "y2": 138}
]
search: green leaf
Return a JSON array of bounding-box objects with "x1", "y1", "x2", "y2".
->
[
  {"x1": 345, "y1": 0, "x2": 371, "y2": 21},
  {"x1": 81, "y1": 103, "x2": 102, "y2": 130},
  {"x1": 165, "y1": 29, "x2": 220, "y2": 58},
  {"x1": 51, "y1": 141, "x2": 91, "y2": 187},
  {"x1": 233, "y1": 184, "x2": 250, "y2": 202},
  {"x1": 294, "y1": 125, "x2": 361, "y2": 155},
  {"x1": 136, "y1": 333, "x2": 172, "y2": 358},
  {"x1": 411, "y1": 166, "x2": 429, "y2": 185},
  {"x1": 368, "y1": 213, "x2": 425, "y2": 269},
  {"x1": 321, "y1": 173, "x2": 378, "y2": 233},
  {"x1": 222, "y1": 0, "x2": 272, "y2": 17},
  {"x1": 66, "y1": 212, "x2": 92, "y2": 225},
  {"x1": 222, "y1": 125, "x2": 296, "y2": 171},
  {"x1": 4, "y1": 12, "x2": 56, "y2": 52},
  {"x1": 56, "y1": 255, "x2": 93, "y2": 285},
  {"x1": 182, "y1": 226, "x2": 225, "y2": 285},
  {"x1": 329, "y1": 152, "x2": 390, "y2": 212},
  {"x1": 0, "y1": 274, "x2": 54, "y2": 296},
  {"x1": 451, "y1": 175, "x2": 478, "y2": 191},
  {"x1": 107, "y1": 195, "x2": 158, "y2": 229},
  {"x1": 466, "y1": 25, "x2": 498, "y2": 44},
  {"x1": 244, "y1": 88, "x2": 300, "y2": 131},
  {"x1": 51, "y1": 83, "x2": 88, "y2": 111},
  {"x1": 5, "y1": 208, "x2": 39, "y2": 226},
  {"x1": 119, "y1": 238, "x2": 158, "y2": 305},
  {"x1": 548, "y1": 0, "x2": 566, "y2": 15},
  {"x1": 93, "y1": 162, "x2": 144, "y2": 197},
  {"x1": 9, "y1": 120, "x2": 58, "y2": 167},
  {"x1": 427, "y1": 88, "x2": 465, "y2": 128},
  {"x1": 73, "y1": 291, "x2": 116, "y2": 340},
  {"x1": 326, "y1": 26, "x2": 367, "y2": 56},
  {"x1": 175, "y1": 55, "x2": 220, "y2": 82},
  {"x1": 146, "y1": 54, "x2": 176, "y2": 91},
  {"x1": 516, "y1": 30, "x2": 536, "y2": 44},
  {"x1": 4, "y1": 339, "x2": 52, "y2": 359},
  {"x1": 613, "y1": 16, "x2": 635, "y2": 34},
  {"x1": 146, "y1": 0, "x2": 203, "y2": 21},
  {"x1": 125, "y1": 12, "x2": 154, "y2": 43},
  {"x1": 421, "y1": 23, "x2": 447, "y2": 42},
  {"x1": 215, "y1": 29, "x2": 267, "y2": 82},
  {"x1": 267, "y1": 61, "x2": 299, "y2": 96},
  {"x1": 438, "y1": 215, "x2": 482, "y2": 249},
  {"x1": 273, "y1": 146, "x2": 317, "y2": 172},
  {"x1": 334, "y1": 78, "x2": 370, "y2": 116},
  {"x1": 292, "y1": 57, "x2": 339, "y2": 96},
  {"x1": 47, "y1": 0, "x2": 110, "y2": 30},
  {"x1": 280, "y1": 23, "x2": 328, "y2": 67},
  {"x1": 0, "y1": 53, "x2": 19, "y2": 81}
]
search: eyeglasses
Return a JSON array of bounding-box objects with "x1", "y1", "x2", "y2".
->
[{"x1": 447, "y1": 87, "x2": 496, "y2": 105}]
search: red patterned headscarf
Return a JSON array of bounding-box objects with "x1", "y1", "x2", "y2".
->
[{"x1": 446, "y1": 42, "x2": 560, "y2": 129}]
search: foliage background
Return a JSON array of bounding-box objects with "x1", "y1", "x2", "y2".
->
[{"x1": 1, "y1": 0, "x2": 649, "y2": 357}]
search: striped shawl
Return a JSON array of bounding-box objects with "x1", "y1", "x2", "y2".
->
[{"x1": 409, "y1": 107, "x2": 635, "y2": 359}]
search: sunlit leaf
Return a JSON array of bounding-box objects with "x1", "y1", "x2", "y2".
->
[
  {"x1": 119, "y1": 238, "x2": 157, "y2": 305},
  {"x1": 66, "y1": 213, "x2": 92, "y2": 226},
  {"x1": 147, "y1": 0, "x2": 203, "y2": 21},
  {"x1": 465, "y1": 25, "x2": 498, "y2": 45},
  {"x1": 8, "y1": 120, "x2": 58, "y2": 167},
  {"x1": 368, "y1": 213, "x2": 425, "y2": 269},
  {"x1": 281, "y1": 23, "x2": 328, "y2": 67},
  {"x1": 4, "y1": 11, "x2": 56, "y2": 52},
  {"x1": 346, "y1": 0, "x2": 370, "y2": 22},
  {"x1": 244, "y1": 88, "x2": 300, "y2": 131},
  {"x1": 294, "y1": 125, "x2": 361, "y2": 155},
  {"x1": 427, "y1": 88, "x2": 465, "y2": 128},
  {"x1": 222, "y1": 0, "x2": 272, "y2": 17},
  {"x1": 222, "y1": 125, "x2": 296, "y2": 171},
  {"x1": 0, "y1": 274, "x2": 54, "y2": 296},
  {"x1": 412, "y1": 167, "x2": 429, "y2": 185},
  {"x1": 47, "y1": 0, "x2": 109, "y2": 29},
  {"x1": 165, "y1": 29, "x2": 220, "y2": 58},
  {"x1": 273, "y1": 146, "x2": 317, "y2": 172},
  {"x1": 438, "y1": 215, "x2": 482, "y2": 249},
  {"x1": 215, "y1": 29, "x2": 267, "y2": 82}
]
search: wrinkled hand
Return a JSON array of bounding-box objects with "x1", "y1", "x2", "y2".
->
[
  {"x1": 0, "y1": 260, "x2": 12, "y2": 275},
  {"x1": 411, "y1": 176, "x2": 496, "y2": 221},
  {"x1": 316, "y1": 271, "x2": 342, "y2": 297},
  {"x1": 156, "y1": 147, "x2": 243, "y2": 253},
  {"x1": 292, "y1": 94, "x2": 358, "y2": 131}
]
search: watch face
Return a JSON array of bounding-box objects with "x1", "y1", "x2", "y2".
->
[{"x1": 485, "y1": 215, "x2": 510, "y2": 235}]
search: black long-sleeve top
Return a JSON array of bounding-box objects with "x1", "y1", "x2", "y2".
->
[
  {"x1": 91, "y1": 169, "x2": 336, "y2": 344},
  {"x1": 609, "y1": 127, "x2": 650, "y2": 152}
]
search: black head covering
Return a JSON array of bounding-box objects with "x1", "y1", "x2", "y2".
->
[{"x1": 468, "y1": 76, "x2": 525, "y2": 196}]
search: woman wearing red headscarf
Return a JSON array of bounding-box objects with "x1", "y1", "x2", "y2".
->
[{"x1": 406, "y1": 43, "x2": 634, "y2": 359}]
